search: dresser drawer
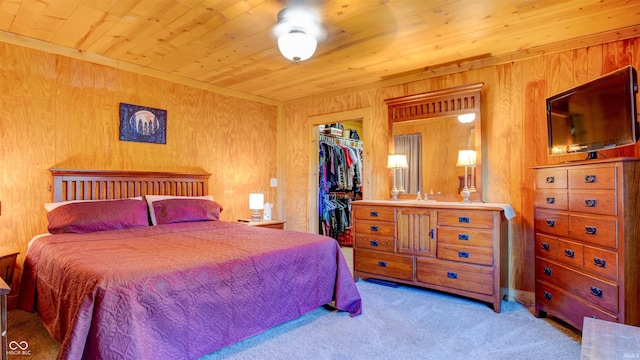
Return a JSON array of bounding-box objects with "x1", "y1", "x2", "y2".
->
[
  {"x1": 568, "y1": 166, "x2": 616, "y2": 190},
  {"x1": 569, "y1": 214, "x2": 617, "y2": 249},
  {"x1": 534, "y1": 190, "x2": 568, "y2": 211},
  {"x1": 536, "y1": 281, "x2": 617, "y2": 330},
  {"x1": 535, "y1": 233, "x2": 557, "y2": 259},
  {"x1": 534, "y1": 210, "x2": 569, "y2": 237},
  {"x1": 437, "y1": 242, "x2": 493, "y2": 266},
  {"x1": 536, "y1": 259, "x2": 618, "y2": 313},
  {"x1": 354, "y1": 220, "x2": 395, "y2": 237},
  {"x1": 417, "y1": 258, "x2": 494, "y2": 295},
  {"x1": 354, "y1": 235, "x2": 395, "y2": 252},
  {"x1": 437, "y1": 227, "x2": 493, "y2": 248},
  {"x1": 583, "y1": 245, "x2": 618, "y2": 281},
  {"x1": 355, "y1": 249, "x2": 413, "y2": 281},
  {"x1": 535, "y1": 169, "x2": 567, "y2": 189},
  {"x1": 436, "y1": 210, "x2": 494, "y2": 229},
  {"x1": 354, "y1": 206, "x2": 395, "y2": 221},
  {"x1": 556, "y1": 239, "x2": 583, "y2": 269},
  {"x1": 569, "y1": 190, "x2": 617, "y2": 216}
]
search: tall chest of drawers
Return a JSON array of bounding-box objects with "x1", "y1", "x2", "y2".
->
[
  {"x1": 533, "y1": 158, "x2": 640, "y2": 330},
  {"x1": 352, "y1": 200, "x2": 508, "y2": 312}
]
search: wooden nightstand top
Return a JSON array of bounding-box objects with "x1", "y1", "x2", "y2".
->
[
  {"x1": 237, "y1": 219, "x2": 285, "y2": 229},
  {"x1": 0, "y1": 246, "x2": 19, "y2": 259}
]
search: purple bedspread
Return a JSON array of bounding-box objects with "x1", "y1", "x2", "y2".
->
[{"x1": 18, "y1": 221, "x2": 362, "y2": 360}]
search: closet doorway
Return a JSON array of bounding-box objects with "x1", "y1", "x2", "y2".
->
[{"x1": 307, "y1": 108, "x2": 371, "y2": 244}]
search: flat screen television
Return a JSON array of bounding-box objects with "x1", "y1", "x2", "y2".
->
[{"x1": 546, "y1": 65, "x2": 639, "y2": 159}]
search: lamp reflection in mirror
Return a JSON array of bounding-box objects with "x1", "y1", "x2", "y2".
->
[
  {"x1": 249, "y1": 193, "x2": 264, "y2": 222},
  {"x1": 456, "y1": 150, "x2": 476, "y2": 204},
  {"x1": 457, "y1": 113, "x2": 476, "y2": 124},
  {"x1": 387, "y1": 154, "x2": 409, "y2": 201}
]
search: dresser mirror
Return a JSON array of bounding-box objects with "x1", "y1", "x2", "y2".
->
[{"x1": 385, "y1": 83, "x2": 484, "y2": 202}]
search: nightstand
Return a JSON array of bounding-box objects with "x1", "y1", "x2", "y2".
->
[
  {"x1": 0, "y1": 247, "x2": 18, "y2": 287},
  {"x1": 237, "y1": 219, "x2": 286, "y2": 229}
]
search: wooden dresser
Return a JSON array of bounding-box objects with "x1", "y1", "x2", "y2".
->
[
  {"x1": 352, "y1": 200, "x2": 509, "y2": 312},
  {"x1": 533, "y1": 158, "x2": 640, "y2": 331}
]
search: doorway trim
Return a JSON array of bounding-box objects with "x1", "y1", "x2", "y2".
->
[{"x1": 307, "y1": 108, "x2": 371, "y2": 233}]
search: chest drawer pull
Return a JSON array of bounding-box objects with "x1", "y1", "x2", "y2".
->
[
  {"x1": 546, "y1": 197, "x2": 555, "y2": 204},
  {"x1": 544, "y1": 291, "x2": 553, "y2": 300},
  {"x1": 564, "y1": 249, "x2": 575, "y2": 258},
  {"x1": 458, "y1": 216, "x2": 470, "y2": 223},
  {"x1": 593, "y1": 257, "x2": 606, "y2": 268},
  {"x1": 369, "y1": 211, "x2": 379, "y2": 217},
  {"x1": 458, "y1": 251, "x2": 470, "y2": 258},
  {"x1": 585, "y1": 226, "x2": 597, "y2": 235},
  {"x1": 447, "y1": 272, "x2": 458, "y2": 279},
  {"x1": 377, "y1": 261, "x2": 387, "y2": 268},
  {"x1": 584, "y1": 175, "x2": 597, "y2": 183},
  {"x1": 584, "y1": 199, "x2": 597, "y2": 207},
  {"x1": 370, "y1": 226, "x2": 379, "y2": 232},
  {"x1": 458, "y1": 234, "x2": 469, "y2": 241},
  {"x1": 541, "y1": 242, "x2": 550, "y2": 251},
  {"x1": 543, "y1": 267, "x2": 552, "y2": 276},
  {"x1": 546, "y1": 176, "x2": 555, "y2": 184},
  {"x1": 590, "y1": 286, "x2": 603, "y2": 298},
  {"x1": 545, "y1": 220, "x2": 555, "y2": 227},
  {"x1": 370, "y1": 240, "x2": 379, "y2": 247}
]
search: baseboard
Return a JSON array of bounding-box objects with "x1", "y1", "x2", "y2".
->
[{"x1": 502, "y1": 287, "x2": 534, "y2": 306}]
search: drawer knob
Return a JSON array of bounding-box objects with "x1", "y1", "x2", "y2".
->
[
  {"x1": 545, "y1": 219, "x2": 555, "y2": 227},
  {"x1": 544, "y1": 291, "x2": 553, "y2": 300},
  {"x1": 541, "y1": 242, "x2": 551, "y2": 251},
  {"x1": 458, "y1": 234, "x2": 469, "y2": 241},
  {"x1": 370, "y1": 226, "x2": 379, "y2": 232},
  {"x1": 585, "y1": 226, "x2": 597, "y2": 235},
  {"x1": 369, "y1": 211, "x2": 379, "y2": 217},
  {"x1": 458, "y1": 216, "x2": 470, "y2": 223},
  {"x1": 594, "y1": 257, "x2": 607, "y2": 268},
  {"x1": 370, "y1": 240, "x2": 379, "y2": 247},
  {"x1": 546, "y1": 197, "x2": 555, "y2": 204},
  {"x1": 458, "y1": 251, "x2": 470, "y2": 259},
  {"x1": 447, "y1": 272, "x2": 458, "y2": 279},
  {"x1": 543, "y1": 267, "x2": 552, "y2": 276},
  {"x1": 545, "y1": 176, "x2": 555, "y2": 184},
  {"x1": 590, "y1": 286, "x2": 603, "y2": 298},
  {"x1": 564, "y1": 249, "x2": 575, "y2": 258},
  {"x1": 584, "y1": 199, "x2": 597, "y2": 207},
  {"x1": 584, "y1": 175, "x2": 597, "y2": 183},
  {"x1": 377, "y1": 261, "x2": 387, "y2": 268}
]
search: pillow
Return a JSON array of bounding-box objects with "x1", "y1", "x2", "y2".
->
[
  {"x1": 44, "y1": 197, "x2": 143, "y2": 212},
  {"x1": 145, "y1": 195, "x2": 214, "y2": 225},
  {"x1": 47, "y1": 199, "x2": 149, "y2": 234},
  {"x1": 152, "y1": 198, "x2": 223, "y2": 225}
]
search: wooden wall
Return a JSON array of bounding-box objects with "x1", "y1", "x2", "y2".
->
[
  {"x1": 283, "y1": 37, "x2": 640, "y2": 297},
  {"x1": 0, "y1": 42, "x2": 279, "y2": 289}
]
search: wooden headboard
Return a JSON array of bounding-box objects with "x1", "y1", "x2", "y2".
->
[{"x1": 50, "y1": 168, "x2": 211, "y2": 202}]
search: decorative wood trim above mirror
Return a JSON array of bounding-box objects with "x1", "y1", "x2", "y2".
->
[{"x1": 385, "y1": 83, "x2": 484, "y2": 202}]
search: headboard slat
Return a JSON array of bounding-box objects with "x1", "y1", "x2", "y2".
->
[{"x1": 50, "y1": 169, "x2": 211, "y2": 202}]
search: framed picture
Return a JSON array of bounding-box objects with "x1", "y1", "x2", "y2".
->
[{"x1": 119, "y1": 103, "x2": 167, "y2": 144}]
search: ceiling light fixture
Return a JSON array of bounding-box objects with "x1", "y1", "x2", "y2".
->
[{"x1": 272, "y1": 5, "x2": 326, "y2": 63}]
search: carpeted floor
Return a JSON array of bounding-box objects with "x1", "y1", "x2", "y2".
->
[{"x1": 7, "y1": 281, "x2": 582, "y2": 360}]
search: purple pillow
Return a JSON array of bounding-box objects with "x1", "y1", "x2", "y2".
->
[
  {"x1": 153, "y1": 198, "x2": 223, "y2": 225},
  {"x1": 47, "y1": 199, "x2": 149, "y2": 234}
]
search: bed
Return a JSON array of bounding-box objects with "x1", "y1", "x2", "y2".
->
[{"x1": 18, "y1": 169, "x2": 362, "y2": 360}]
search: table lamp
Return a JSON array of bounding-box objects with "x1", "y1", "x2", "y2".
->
[
  {"x1": 387, "y1": 154, "x2": 409, "y2": 201},
  {"x1": 456, "y1": 150, "x2": 476, "y2": 204},
  {"x1": 249, "y1": 193, "x2": 264, "y2": 222}
]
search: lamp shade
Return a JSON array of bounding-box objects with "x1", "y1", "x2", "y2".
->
[
  {"x1": 249, "y1": 193, "x2": 264, "y2": 210},
  {"x1": 387, "y1": 154, "x2": 409, "y2": 169},
  {"x1": 278, "y1": 30, "x2": 318, "y2": 62},
  {"x1": 456, "y1": 150, "x2": 476, "y2": 167},
  {"x1": 457, "y1": 113, "x2": 476, "y2": 123}
]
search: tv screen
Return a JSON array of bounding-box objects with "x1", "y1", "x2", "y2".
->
[{"x1": 546, "y1": 65, "x2": 639, "y2": 158}]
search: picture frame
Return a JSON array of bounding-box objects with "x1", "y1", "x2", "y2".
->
[{"x1": 119, "y1": 103, "x2": 167, "y2": 144}]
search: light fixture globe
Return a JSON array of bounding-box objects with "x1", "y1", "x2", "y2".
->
[
  {"x1": 277, "y1": 30, "x2": 318, "y2": 62},
  {"x1": 272, "y1": 5, "x2": 326, "y2": 62}
]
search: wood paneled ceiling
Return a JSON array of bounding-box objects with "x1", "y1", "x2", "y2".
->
[{"x1": 1, "y1": 0, "x2": 639, "y2": 102}]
